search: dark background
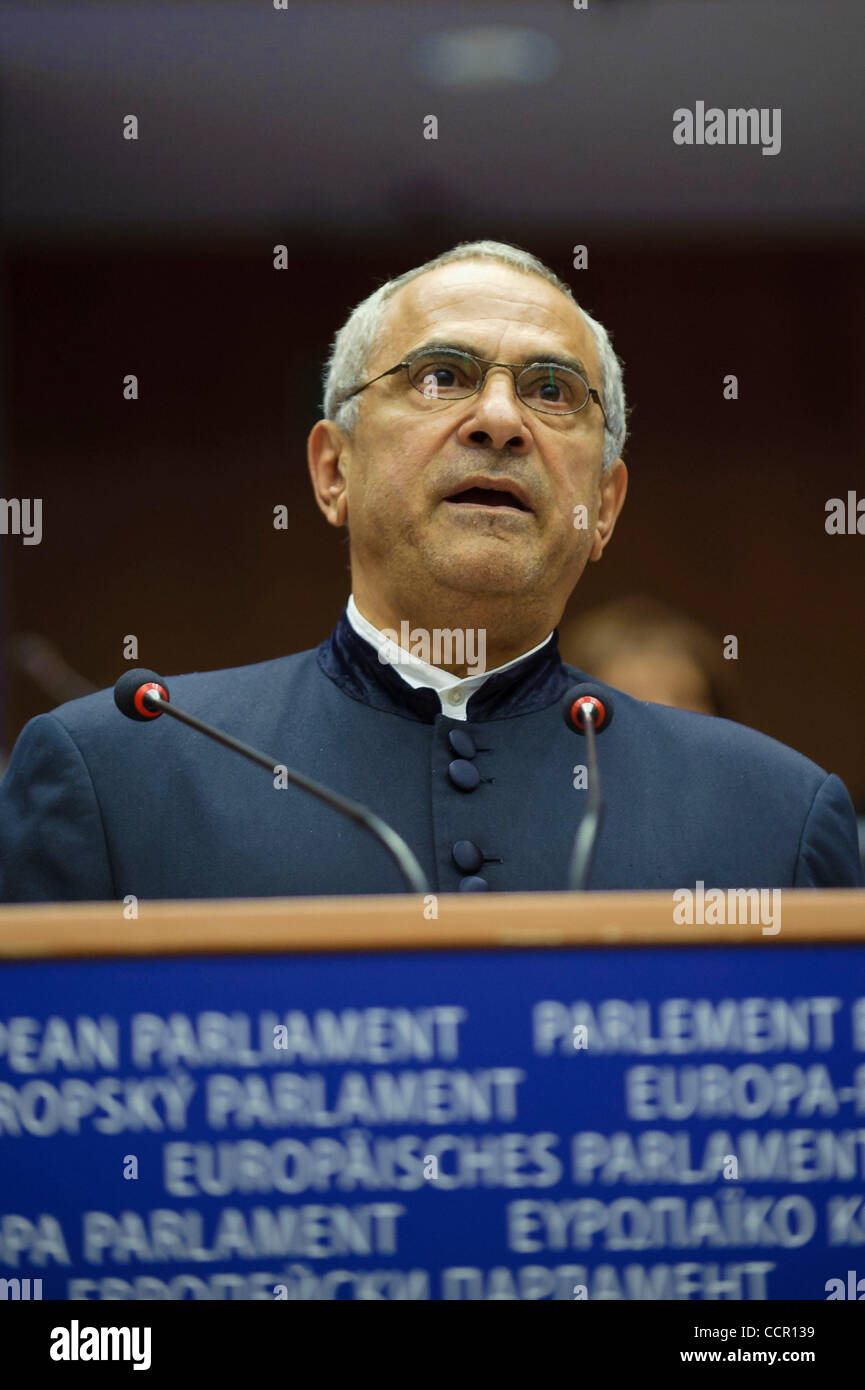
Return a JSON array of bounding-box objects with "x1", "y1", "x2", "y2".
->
[{"x1": 1, "y1": 0, "x2": 863, "y2": 799}]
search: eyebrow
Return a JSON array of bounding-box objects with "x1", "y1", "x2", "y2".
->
[{"x1": 406, "y1": 339, "x2": 593, "y2": 380}]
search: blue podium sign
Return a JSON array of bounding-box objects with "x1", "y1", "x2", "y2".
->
[{"x1": 1, "y1": 943, "x2": 864, "y2": 1300}]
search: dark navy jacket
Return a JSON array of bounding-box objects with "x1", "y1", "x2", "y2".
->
[{"x1": 0, "y1": 609, "x2": 862, "y2": 901}]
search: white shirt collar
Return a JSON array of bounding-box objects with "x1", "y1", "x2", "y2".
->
[{"x1": 345, "y1": 594, "x2": 554, "y2": 721}]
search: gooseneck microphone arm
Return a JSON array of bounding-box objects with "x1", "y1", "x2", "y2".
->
[
  {"x1": 569, "y1": 709, "x2": 602, "y2": 892},
  {"x1": 114, "y1": 669, "x2": 429, "y2": 895},
  {"x1": 562, "y1": 684, "x2": 615, "y2": 892}
]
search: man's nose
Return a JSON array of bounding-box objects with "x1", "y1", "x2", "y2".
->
[{"x1": 456, "y1": 369, "x2": 532, "y2": 453}]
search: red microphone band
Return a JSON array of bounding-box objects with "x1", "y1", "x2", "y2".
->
[
  {"x1": 133, "y1": 682, "x2": 168, "y2": 719},
  {"x1": 571, "y1": 695, "x2": 607, "y2": 730}
]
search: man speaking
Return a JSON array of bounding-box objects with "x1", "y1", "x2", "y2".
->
[{"x1": 1, "y1": 240, "x2": 862, "y2": 900}]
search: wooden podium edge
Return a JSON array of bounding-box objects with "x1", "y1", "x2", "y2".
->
[{"x1": 0, "y1": 889, "x2": 864, "y2": 959}]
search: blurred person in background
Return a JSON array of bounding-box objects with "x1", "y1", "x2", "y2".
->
[{"x1": 559, "y1": 596, "x2": 738, "y2": 720}]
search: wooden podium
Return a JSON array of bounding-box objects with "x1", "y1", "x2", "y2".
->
[{"x1": 0, "y1": 888, "x2": 864, "y2": 957}]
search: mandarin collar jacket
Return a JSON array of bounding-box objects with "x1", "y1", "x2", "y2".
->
[{"x1": 0, "y1": 607, "x2": 862, "y2": 901}]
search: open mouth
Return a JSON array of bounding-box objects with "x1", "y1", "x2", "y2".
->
[{"x1": 444, "y1": 485, "x2": 530, "y2": 512}]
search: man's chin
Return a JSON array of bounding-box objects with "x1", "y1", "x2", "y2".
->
[{"x1": 422, "y1": 547, "x2": 542, "y2": 597}]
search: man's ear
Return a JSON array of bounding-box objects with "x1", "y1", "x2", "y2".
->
[
  {"x1": 590, "y1": 457, "x2": 628, "y2": 562},
  {"x1": 307, "y1": 419, "x2": 349, "y2": 528}
]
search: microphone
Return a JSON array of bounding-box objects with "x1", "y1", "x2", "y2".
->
[
  {"x1": 562, "y1": 683, "x2": 615, "y2": 891},
  {"x1": 113, "y1": 668, "x2": 429, "y2": 895}
]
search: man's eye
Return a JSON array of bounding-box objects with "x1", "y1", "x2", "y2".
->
[
  {"x1": 538, "y1": 380, "x2": 562, "y2": 401},
  {"x1": 410, "y1": 356, "x2": 476, "y2": 394},
  {"x1": 521, "y1": 366, "x2": 579, "y2": 407}
]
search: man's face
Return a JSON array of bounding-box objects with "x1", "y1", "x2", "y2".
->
[{"x1": 316, "y1": 259, "x2": 626, "y2": 621}]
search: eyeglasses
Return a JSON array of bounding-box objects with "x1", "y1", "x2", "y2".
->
[{"x1": 338, "y1": 346, "x2": 610, "y2": 426}]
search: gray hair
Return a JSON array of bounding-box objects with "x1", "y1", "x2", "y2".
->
[{"x1": 320, "y1": 239, "x2": 627, "y2": 471}]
